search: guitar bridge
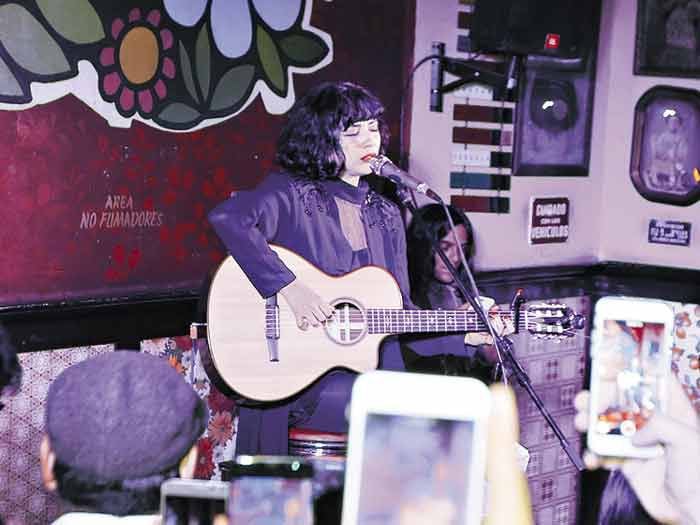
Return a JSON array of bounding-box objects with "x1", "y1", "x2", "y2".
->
[{"x1": 265, "y1": 296, "x2": 280, "y2": 362}]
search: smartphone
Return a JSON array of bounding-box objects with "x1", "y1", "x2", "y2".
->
[
  {"x1": 341, "y1": 371, "x2": 491, "y2": 525},
  {"x1": 226, "y1": 455, "x2": 314, "y2": 525},
  {"x1": 160, "y1": 478, "x2": 229, "y2": 525},
  {"x1": 587, "y1": 296, "x2": 674, "y2": 458}
]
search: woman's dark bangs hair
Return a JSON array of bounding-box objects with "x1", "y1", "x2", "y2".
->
[
  {"x1": 598, "y1": 471, "x2": 660, "y2": 525},
  {"x1": 406, "y1": 204, "x2": 475, "y2": 308},
  {"x1": 276, "y1": 81, "x2": 390, "y2": 179},
  {"x1": 437, "y1": 208, "x2": 470, "y2": 243},
  {"x1": 336, "y1": 85, "x2": 385, "y2": 130},
  {"x1": 416, "y1": 204, "x2": 473, "y2": 255}
]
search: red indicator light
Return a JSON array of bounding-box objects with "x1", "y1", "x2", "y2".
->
[{"x1": 545, "y1": 33, "x2": 560, "y2": 49}]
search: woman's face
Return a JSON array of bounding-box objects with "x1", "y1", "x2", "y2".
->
[
  {"x1": 433, "y1": 224, "x2": 469, "y2": 284},
  {"x1": 338, "y1": 119, "x2": 381, "y2": 181}
]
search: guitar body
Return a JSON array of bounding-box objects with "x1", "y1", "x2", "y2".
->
[{"x1": 206, "y1": 246, "x2": 403, "y2": 402}]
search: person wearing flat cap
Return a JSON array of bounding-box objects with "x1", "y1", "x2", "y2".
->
[{"x1": 40, "y1": 351, "x2": 207, "y2": 524}]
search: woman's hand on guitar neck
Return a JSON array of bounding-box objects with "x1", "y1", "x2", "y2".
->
[
  {"x1": 461, "y1": 296, "x2": 515, "y2": 350},
  {"x1": 279, "y1": 279, "x2": 335, "y2": 330}
]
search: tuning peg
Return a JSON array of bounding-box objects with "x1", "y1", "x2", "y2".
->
[{"x1": 572, "y1": 314, "x2": 586, "y2": 330}]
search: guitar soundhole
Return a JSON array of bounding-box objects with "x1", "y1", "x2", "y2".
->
[{"x1": 325, "y1": 299, "x2": 367, "y2": 346}]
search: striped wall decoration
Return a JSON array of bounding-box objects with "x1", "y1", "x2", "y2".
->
[
  {"x1": 450, "y1": 0, "x2": 513, "y2": 214},
  {"x1": 451, "y1": 194, "x2": 510, "y2": 213}
]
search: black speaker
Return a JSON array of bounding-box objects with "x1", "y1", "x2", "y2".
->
[
  {"x1": 471, "y1": 0, "x2": 598, "y2": 59},
  {"x1": 530, "y1": 77, "x2": 578, "y2": 132}
]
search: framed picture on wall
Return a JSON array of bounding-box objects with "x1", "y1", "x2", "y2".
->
[
  {"x1": 635, "y1": 0, "x2": 700, "y2": 77},
  {"x1": 630, "y1": 86, "x2": 700, "y2": 206},
  {"x1": 512, "y1": 53, "x2": 597, "y2": 177}
]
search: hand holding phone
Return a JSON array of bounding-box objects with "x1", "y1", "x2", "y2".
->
[
  {"x1": 341, "y1": 371, "x2": 490, "y2": 525},
  {"x1": 160, "y1": 479, "x2": 228, "y2": 525},
  {"x1": 622, "y1": 374, "x2": 700, "y2": 525},
  {"x1": 226, "y1": 455, "x2": 314, "y2": 525},
  {"x1": 587, "y1": 296, "x2": 674, "y2": 459},
  {"x1": 575, "y1": 373, "x2": 700, "y2": 524}
]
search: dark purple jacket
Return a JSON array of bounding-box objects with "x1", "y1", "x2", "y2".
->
[
  {"x1": 208, "y1": 171, "x2": 412, "y2": 301},
  {"x1": 207, "y1": 171, "x2": 411, "y2": 454}
]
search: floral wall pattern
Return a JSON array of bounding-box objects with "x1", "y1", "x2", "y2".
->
[
  {"x1": 141, "y1": 335, "x2": 238, "y2": 481},
  {"x1": 0, "y1": 0, "x2": 414, "y2": 306},
  {"x1": 672, "y1": 302, "x2": 700, "y2": 412},
  {"x1": 0, "y1": 0, "x2": 332, "y2": 130}
]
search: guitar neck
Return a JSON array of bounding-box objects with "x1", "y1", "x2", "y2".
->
[{"x1": 365, "y1": 308, "x2": 517, "y2": 335}]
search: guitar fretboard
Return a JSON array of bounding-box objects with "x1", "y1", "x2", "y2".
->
[{"x1": 364, "y1": 308, "x2": 518, "y2": 334}]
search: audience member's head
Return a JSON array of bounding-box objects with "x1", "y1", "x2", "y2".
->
[
  {"x1": 597, "y1": 471, "x2": 659, "y2": 525},
  {"x1": 0, "y1": 324, "x2": 22, "y2": 399},
  {"x1": 40, "y1": 351, "x2": 207, "y2": 516},
  {"x1": 406, "y1": 204, "x2": 474, "y2": 308}
]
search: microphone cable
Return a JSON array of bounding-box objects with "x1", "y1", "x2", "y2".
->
[{"x1": 397, "y1": 51, "x2": 486, "y2": 170}]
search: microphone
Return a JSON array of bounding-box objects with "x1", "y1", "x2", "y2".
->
[
  {"x1": 430, "y1": 42, "x2": 445, "y2": 112},
  {"x1": 365, "y1": 155, "x2": 442, "y2": 202}
]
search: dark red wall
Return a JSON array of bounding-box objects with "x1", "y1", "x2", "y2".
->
[{"x1": 0, "y1": 0, "x2": 415, "y2": 305}]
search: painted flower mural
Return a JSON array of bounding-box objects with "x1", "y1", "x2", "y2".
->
[
  {"x1": 0, "y1": 0, "x2": 332, "y2": 131},
  {"x1": 165, "y1": 0, "x2": 301, "y2": 58},
  {"x1": 99, "y1": 8, "x2": 176, "y2": 117}
]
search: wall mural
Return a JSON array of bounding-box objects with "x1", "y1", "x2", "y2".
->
[
  {"x1": 0, "y1": 0, "x2": 332, "y2": 130},
  {"x1": 0, "y1": 0, "x2": 414, "y2": 306}
]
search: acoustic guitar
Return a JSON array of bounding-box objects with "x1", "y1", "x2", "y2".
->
[{"x1": 206, "y1": 246, "x2": 584, "y2": 402}]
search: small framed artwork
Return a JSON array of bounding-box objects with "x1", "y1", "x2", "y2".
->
[
  {"x1": 635, "y1": 0, "x2": 700, "y2": 77},
  {"x1": 512, "y1": 53, "x2": 597, "y2": 177},
  {"x1": 630, "y1": 86, "x2": 700, "y2": 206}
]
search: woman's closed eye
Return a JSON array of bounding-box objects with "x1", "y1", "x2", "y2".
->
[
  {"x1": 342, "y1": 124, "x2": 361, "y2": 137},
  {"x1": 342, "y1": 119, "x2": 379, "y2": 137},
  {"x1": 438, "y1": 242, "x2": 471, "y2": 259}
]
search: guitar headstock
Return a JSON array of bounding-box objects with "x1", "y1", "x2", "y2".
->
[{"x1": 523, "y1": 303, "x2": 586, "y2": 339}]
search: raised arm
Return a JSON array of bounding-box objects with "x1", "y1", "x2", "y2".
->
[
  {"x1": 207, "y1": 174, "x2": 295, "y2": 298},
  {"x1": 207, "y1": 174, "x2": 334, "y2": 328}
]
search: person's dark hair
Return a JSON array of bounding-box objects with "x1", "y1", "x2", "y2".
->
[
  {"x1": 406, "y1": 204, "x2": 474, "y2": 308},
  {"x1": 275, "y1": 81, "x2": 390, "y2": 179},
  {"x1": 53, "y1": 460, "x2": 176, "y2": 515},
  {"x1": 0, "y1": 325, "x2": 22, "y2": 397},
  {"x1": 598, "y1": 471, "x2": 660, "y2": 525}
]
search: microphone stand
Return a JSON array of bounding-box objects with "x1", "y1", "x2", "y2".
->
[{"x1": 396, "y1": 185, "x2": 584, "y2": 472}]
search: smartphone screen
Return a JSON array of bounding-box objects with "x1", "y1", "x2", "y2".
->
[
  {"x1": 592, "y1": 318, "x2": 668, "y2": 438},
  {"x1": 355, "y1": 413, "x2": 474, "y2": 524},
  {"x1": 227, "y1": 457, "x2": 314, "y2": 525},
  {"x1": 162, "y1": 494, "x2": 226, "y2": 525}
]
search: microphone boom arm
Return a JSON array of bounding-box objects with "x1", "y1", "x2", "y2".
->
[{"x1": 439, "y1": 59, "x2": 506, "y2": 95}]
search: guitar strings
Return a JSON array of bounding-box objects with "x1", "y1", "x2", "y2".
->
[
  {"x1": 269, "y1": 318, "x2": 584, "y2": 336},
  {"x1": 269, "y1": 306, "x2": 583, "y2": 339}
]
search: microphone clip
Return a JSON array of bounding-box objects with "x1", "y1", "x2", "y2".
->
[{"x1": 366, "y1": 155, "x2": 442, "y2": 202}]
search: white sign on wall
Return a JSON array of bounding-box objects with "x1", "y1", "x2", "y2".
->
[
  {"x1": 529, "y1": 197, "x2": 570, "y2": 245},
  {"x1": 648, "y1": 219, "x2": 691, "y2": 247}
]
